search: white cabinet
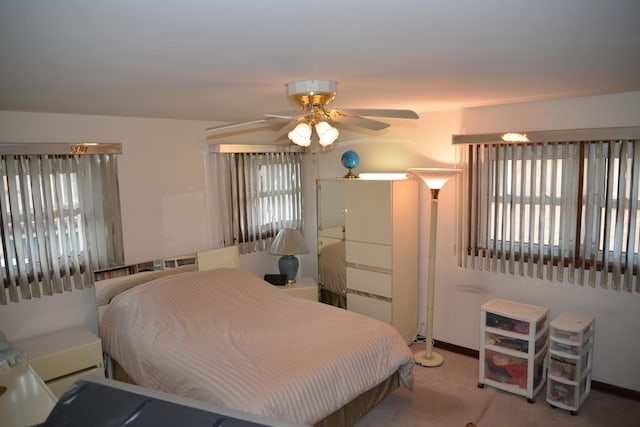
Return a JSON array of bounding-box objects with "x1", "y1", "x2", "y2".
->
[
  {"x1": 15, "y1": 327, "x2": 105, "y2": 398},
  {"x1": 478, "y1": 299, "x2": 549, "y2": 403},
  {"x1": 342, "y1": 178, "x2": 419, "y2": 344},
  {"x1": 546, "y1": 312, "x2": 594, "y2": 415}
]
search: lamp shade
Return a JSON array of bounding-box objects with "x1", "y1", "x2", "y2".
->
[
  {"x1": 407, "y1": 168, "x2": 462, "y2": 190},
  {"x1": 288, "y1": 123, "x2": 312, "y2": 147},
  {"x1": 269, "y1": 229, "x2": 309, "y2": 256},
  {"x1": 315, "y1": 121, "x2": 339, "y2": 146}
]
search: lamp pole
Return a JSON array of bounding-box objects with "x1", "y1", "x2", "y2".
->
[{"x1": 408, "y1": 168, "x2": 461, "y2": 368}]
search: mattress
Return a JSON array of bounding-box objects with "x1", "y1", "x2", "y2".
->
[{"x1": 100, "y1": 268, "x2": 414, "y2": 426}]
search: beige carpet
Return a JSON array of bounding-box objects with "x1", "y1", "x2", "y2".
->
[{"x1": 354, "y1": 344, "x2": 640, "y2": 427}]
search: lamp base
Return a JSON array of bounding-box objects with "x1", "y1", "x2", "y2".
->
[
  {"x1": 414, "y1": 350, "x2": 444, "y2": 367},
  {"x1": 278, "y1": 255, "x2": 299, "y2": 284}
]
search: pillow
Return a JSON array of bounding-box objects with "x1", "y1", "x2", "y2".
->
[{"x1": 94, "y1": 264, "x2": 197, "y2": 306}]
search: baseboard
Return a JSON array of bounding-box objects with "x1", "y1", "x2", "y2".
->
[
  {"x1": 433, "y1": 340, "x2": 640, "y2": 402},
  {"x1": 433, "y1": 340, "x2": 479, "y2": 359}
]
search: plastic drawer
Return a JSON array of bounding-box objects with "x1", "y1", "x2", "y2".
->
[
  {"x1": 551, "y1": 326, "x2": 592, "y2": 344},
  {"x1": 484, "y1": 349, "x2": 545, "y2": 390},
  {"x1": 550, "y1": 312, "x2": 594, "y2": 345},
  {"x1": 485, "y1": 328, "x2": 548, "y2": 354},
  {"x1": 485, "y1": 332, "x2": 528, "y2": 353},
  {"x1": 485, "y1": 311, "x2": 547, "y2": 334},
  {"x1": 549, "y1": 355, "x2": 588, "y2": 382},
  {"x1": 550, "y1": 340, "x2": 587, "y2": 356},
  {"x1": 548, "y1": 377, "x2": 588, "y2": 408}
]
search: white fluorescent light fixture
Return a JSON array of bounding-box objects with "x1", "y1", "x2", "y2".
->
[
  {"x1": 358, "y1": 173, "x2": 408, "y2": 180},
  {"x1": 501, "y1": 133, "x2": 530, "y2": 142}
]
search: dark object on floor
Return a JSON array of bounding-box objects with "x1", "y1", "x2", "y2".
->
[{"x1": 42, "y1": 376, "x2": 297, "y2": 426}]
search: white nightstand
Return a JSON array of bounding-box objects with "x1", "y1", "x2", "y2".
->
[
  {"x1": 279, "y1": 277, "x2": 318, "y2": 301},
  {"x1": 14, "y1": 327, "x2": 105, "y2": 398},
  {"x1": 0, "y1": 360, "x2": 57, "y2": 426}
]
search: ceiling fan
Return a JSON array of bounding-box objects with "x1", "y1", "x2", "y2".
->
[{"x1": 205, "y1": 80, "x2": 419, "y2": 150}]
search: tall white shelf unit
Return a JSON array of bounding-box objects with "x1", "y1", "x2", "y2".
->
[
  {"x1": 317, "y1": 177, "x2": 419, "y2": 344},
  {"x1": 478, "y1": 299, "x2": 549, "y2": 403},
  {"x1": 546, "y1": 312, "x2": 595, "y2": 415},
  {"x1": 344, "y1": 177, "x2": 418, "y2": 345}
]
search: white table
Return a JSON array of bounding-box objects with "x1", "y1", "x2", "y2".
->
[{"x1": 279, "y1": 277, "x2": 318, "y2": 301}]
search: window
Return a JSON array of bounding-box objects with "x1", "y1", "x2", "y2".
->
[
  {"x1": 204, "y1": 147, "x2": 304, "y2": 254},
  {"x1": 1, "y1": 146, "x2": 124, "y2": 304},
  {"x1": 458, "y1": 128, "x2": 640, "y2": 292}
]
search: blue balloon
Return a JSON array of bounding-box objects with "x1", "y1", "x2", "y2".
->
[{"x1": 341, "y1": 150, "x2": 360, "y2": 169}]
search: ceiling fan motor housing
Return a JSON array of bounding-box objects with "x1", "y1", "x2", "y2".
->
[{"x1": 287, "y1": 80, "x2": 337, "y2": 109}]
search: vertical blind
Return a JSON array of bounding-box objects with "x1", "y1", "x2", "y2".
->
[
  {"x1": 205, "y1": 147, "x2": 304, "y2": 254},
  {"x1": 459, "y1": 133, "x2": 640, "y2": 292},
  {"x1": 1, "y1": 148, "x2": 124, "y2": 304}
]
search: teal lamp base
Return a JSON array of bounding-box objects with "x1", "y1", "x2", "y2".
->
[{"x1": 278, "y1": 255, "x2": 299, "y2": 283}]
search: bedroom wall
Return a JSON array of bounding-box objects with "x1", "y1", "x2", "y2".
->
[
  {"x1": 1, "y1": 91, "x2": 639, "y2": 392},
  {"x1": 311, "y1": 90, "x2": 640, "y2": 392},
  {"x1": 439, "y1": 92, "x2": 640, "y2": 392}
]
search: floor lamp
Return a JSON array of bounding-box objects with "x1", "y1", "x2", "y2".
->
[{"x1": 408, "y1": 167, "x2": 462, "y2": 367}]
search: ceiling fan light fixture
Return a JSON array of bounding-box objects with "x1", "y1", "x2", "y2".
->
[
  {"x1": 288, "y1": 123, "x2": 312, "y2": 146},
  {"x1": 315, "y1": 121, "x2": 339, "y2": 146},
  {"x1": 205, "y1": 79, "x2": 419, "y2": 151}
]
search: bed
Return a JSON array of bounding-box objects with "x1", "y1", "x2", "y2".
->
[{"x1": 97, "y1": 246, "x2": 414, "y2": 427}]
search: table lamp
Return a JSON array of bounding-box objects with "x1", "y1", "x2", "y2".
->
[{"x1": 269, "y1": 229, "x2": 309, "y2": 283}]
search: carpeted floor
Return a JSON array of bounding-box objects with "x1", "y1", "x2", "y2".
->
[{"x1": 353, "y1": 344, "x2": 640, "y2": 427}]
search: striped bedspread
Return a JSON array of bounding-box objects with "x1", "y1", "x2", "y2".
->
[{"x1": 100, "y1": 268, "x2": 414, "y2": 426}]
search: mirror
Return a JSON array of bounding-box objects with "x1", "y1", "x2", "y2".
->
[{"x1": 316, "y1": 179, "x2": 347, "y2": 308}]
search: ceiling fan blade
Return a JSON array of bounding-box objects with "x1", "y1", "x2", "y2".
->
[
  {"x1": 205, "y1": 119, "x2": 272, "y2": 133},
  {"x1": 273, "y1": 119, "x2": 302, "y2": 140},
  {"x1": 329, "y1": 112, "x2": 390, "y2": 131},
  {"x1": 337, "y1": 108, "x2": 419, "y2": 119},
  {"x1": 264, "y1": 110, "x2": 305, "y2": 120}
]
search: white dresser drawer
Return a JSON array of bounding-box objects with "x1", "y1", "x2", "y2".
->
[
  {"x1": 346, "y1": 267, "x2": 392, "y2": 298},
  {"x1": 347, "y1": 293, "x2": 392, "y2": 324},
  {"x1": 346, "y1": 241, "x2": 391, "y2": 270}
]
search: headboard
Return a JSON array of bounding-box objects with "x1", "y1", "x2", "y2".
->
[
  {"x1": 196, "y1": 246, "x2": 240, "y2": 271},
  {"x1": 97, "y1": 246, "x2": 240, "y2": 327}
]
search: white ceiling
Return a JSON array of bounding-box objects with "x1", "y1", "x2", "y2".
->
[{"x1": 1, "y1": 0, "x2": 639, "y2": 125}]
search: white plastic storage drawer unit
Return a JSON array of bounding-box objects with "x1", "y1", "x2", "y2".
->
[
  {"x1": 546, "y1": 312, "x2": 595, "y2": 415},
  {"x1": 478, "y1": 299, "x2": 549, "y2": 403}
]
